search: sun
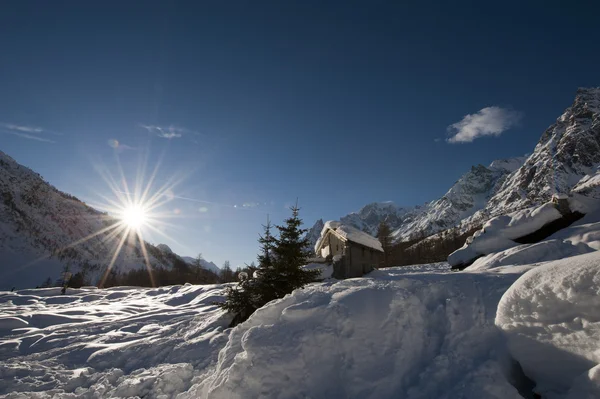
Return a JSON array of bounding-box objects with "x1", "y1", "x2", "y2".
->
[{"x1": 121, "y1": 205, "x2": 148, "y2": 228}]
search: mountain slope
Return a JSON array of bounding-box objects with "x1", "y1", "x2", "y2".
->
[
  {"x1": 310, "y1": 87, "x2": 600, "y2": 248},
  {"x1": 0, "y1": 151, "x2": 208, "y2": 289},
  {"x1": 391, "y1": 157, "x2": 525, "y2": 240},
  {"x1": 483, "y1": 87, "x2": 600, "y2": 215},
  {"x1": 181, "y1": 255, "x2": 221, "y2": 274},
  {"x1": 312, "y1": 157, "x2": 524, "y2": 246}
]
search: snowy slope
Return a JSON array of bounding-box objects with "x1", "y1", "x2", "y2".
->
[
  {"x1": 3, "y1": 217, "x2": 600, "y2": 399},
  {"x1": 0, "y1": 151, "x2": 213, "y2": 289},
  {"x1": 391, "y1": 158, "x2": 525, "y2": 241},
  {"x1": 483, "y1": 87, "x2": 600, "y2": 216},
  {"x1": 1, "y1": 264, "x2": 534, "y2": 399}
]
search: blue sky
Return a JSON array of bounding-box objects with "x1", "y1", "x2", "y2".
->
[{"x1": 1, "y1": 1, "x2": 599, "y2": 268}]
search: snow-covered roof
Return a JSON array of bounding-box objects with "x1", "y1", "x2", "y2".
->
[{"x1": 315, "y1": 221, "x2": 384, "y2": 253}]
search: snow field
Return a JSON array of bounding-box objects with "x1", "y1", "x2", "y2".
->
[
  {"x1": 190, "y1": 263, "x2": 525, "y2": 399},
  {"x1": 0, "y1": 284, "x2": 231, "y2": 398}
]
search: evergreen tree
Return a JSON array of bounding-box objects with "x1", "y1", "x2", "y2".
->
[
  {"x1": 271, "y1": 204, "x2": 319, "y2": 295},
  {"x1": 218, "y1": 206, "x2": 319, "y2": 326},
  {"x1": 220, "y1": 260, "x2": 237, "y2": 283},
  {"x1": 377, "y1": 221, "x2": 393, "y2": 267}
]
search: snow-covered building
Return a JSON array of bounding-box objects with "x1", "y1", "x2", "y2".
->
[{"x1": 314, "y1": 221, "x2": 384, "y2": 278}]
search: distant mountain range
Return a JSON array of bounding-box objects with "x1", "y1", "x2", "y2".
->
[
  {"x1": 0, "y1": 152, "x2": 218, "y2": 289},
  {"x1": 2, "y1": 88, "x2": 598, "y2": 286},
  {"x1": 309, "y1": 87, "x2": 600, "y2": 248}
]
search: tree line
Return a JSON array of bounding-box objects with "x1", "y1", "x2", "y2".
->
[
  {"x1": 375, "y1": 221, "x2": 480, "y2": 267},
  {"x1": 38, "y1": 254, "x2": 249, "y2": 289}
]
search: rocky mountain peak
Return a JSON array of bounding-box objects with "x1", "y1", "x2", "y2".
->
[{"x1": 486, "y1": 88, "x2": 600, "y2": 214}]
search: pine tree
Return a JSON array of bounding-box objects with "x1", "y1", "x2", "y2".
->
[
  {"x1": 271, "y1": 204, "x2": 319, "y2": 295},
  {"x1": 377, "y1": 221, "x2": 393, "y2": 267},
  {"x1": 218, "y1": 206, "x2": 319, "y2": 326}
]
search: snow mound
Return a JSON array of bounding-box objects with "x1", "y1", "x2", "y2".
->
[
  {"x1": 449, "y1": 202, "x2": 562, "y2": 267},
  {"x1": 189, "y1": 266, "x2": 527, "y2": 399},
  {"x1": 496, "y1": 251, "x2": 600, "y2": 397},
  {"x1": 466, "y1": 239, "x2": 594, "y2": 271},
  {"x1": 315, "y1": 221, "x2": 383, "y2": 253}
]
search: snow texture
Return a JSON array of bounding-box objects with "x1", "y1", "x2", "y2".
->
[
  {"x1": 466, "y1": 240, "x2": 594, "y2": 271},
  {"x1": 448, "y1": 201, "x2": 562, "y2": 267},
  {"x1": 315, "y1": 221, "x2": 384, "y2": 253},
  {"x1": 0, "y1": 284, "x2": 231, "y2": 398},
  {"x1": 191, "y1": 263, "x2": 526, "y2": 399},
  {"x1": 496, "y1": 251, "x2": 600, "y2": 398}
]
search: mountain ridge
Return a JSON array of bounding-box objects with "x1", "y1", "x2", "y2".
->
[
  {"x1": 0, "y1": 151, "x2": 217, "y2": 289},
  {"x1": 309, "y1": 87, "x2": 600, "y2": 248}
]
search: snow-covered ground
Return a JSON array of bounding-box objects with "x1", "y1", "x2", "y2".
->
[
  {"x1": 0, "y1": 284, "x2": 231, "y2": 398},
  {"x1": 2, "y1": 220, "x2": 600, "y2": 398},
  {"x1": 0, "y1": 262, "x2": 529, "y2": 399}
]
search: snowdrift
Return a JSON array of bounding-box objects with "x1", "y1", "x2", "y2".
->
[
  {"x1": 449, "y1": 202, "x2": 563, "y2": 268},
  {"x1": 0, "y1": 284, "x2": 231, "y2": 397},
  {"x1": 189, "y1": 264, "x2": 527, "y2": 399},
  {"x1": 496, "y1": 251, "x2": 600, "y2": 397}
]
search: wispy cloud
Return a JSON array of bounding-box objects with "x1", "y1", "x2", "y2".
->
[
  {"x1": 6, "y1": 131, "x2": 55, "y2": 143},
  {"x1": 140, "y1": 124, "x2": 194, "y2": 139},
  {"x1": 447, "y1": 107, "x2": 522, "y2": 144},
  {"x1": 1, "y1": 122, "x2": 57, "y2": 143},
  {"x1": 0, "y1": 123, "x2": 43, "y2": 133}
]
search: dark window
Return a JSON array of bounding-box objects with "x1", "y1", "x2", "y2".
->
[
  {"x1": 336, "y1": 244, "x2": 339, "y2": 251},
  {"x1": 370, "y1": 250, "x2": 373, "y2": 260},
  {"x1": 362, "y1": 247, "x2": 365, "y2": 257}
]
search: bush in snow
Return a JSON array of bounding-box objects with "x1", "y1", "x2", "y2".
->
[{"x1": 218, "y1": 205, "x2": 319, "y2": 325}]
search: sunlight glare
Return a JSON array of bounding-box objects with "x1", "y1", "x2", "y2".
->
[{"x1": 122, "y1": 205, "x2": 147, "y2": 228}]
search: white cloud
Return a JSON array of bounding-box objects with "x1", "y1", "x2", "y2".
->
[
  {"x1": 447, "y1": 107, "x2": 522, "y2": 144},
  {"x1": 0, "y1": 123, "x2": 43, "y2": 133},
  {"x1": 0, "y1": 122, "x2": 62, "y2": 143},
  {"x1": 140, "y1": 124, "x2": 189, "y2": 139}
]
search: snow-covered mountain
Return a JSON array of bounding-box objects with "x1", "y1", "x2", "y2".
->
[
  {"x1": 305, "y1": 218, "x2": 324, "y2": 249},
  {"x1": 311, "y1": 157, "x2": 524, "y2": 245},
  {"x1": 484, "y1": 87, "x2": 600, "y2": 214},
  {"x1": 311, "y1": 87, "x2": 600, "y2": 245},
  {"x1": 0, "y1": 151, "x2": 213, "y2": 289},
  {"x1": 339, "y1": 202, "x2": 424, "y2": 236},
  {"x1": 181, "y1": 255, "x2": 221, "y2": 274},
  {"x1": 391, "y1": 157, "x2": 526, "y2": 240}
]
